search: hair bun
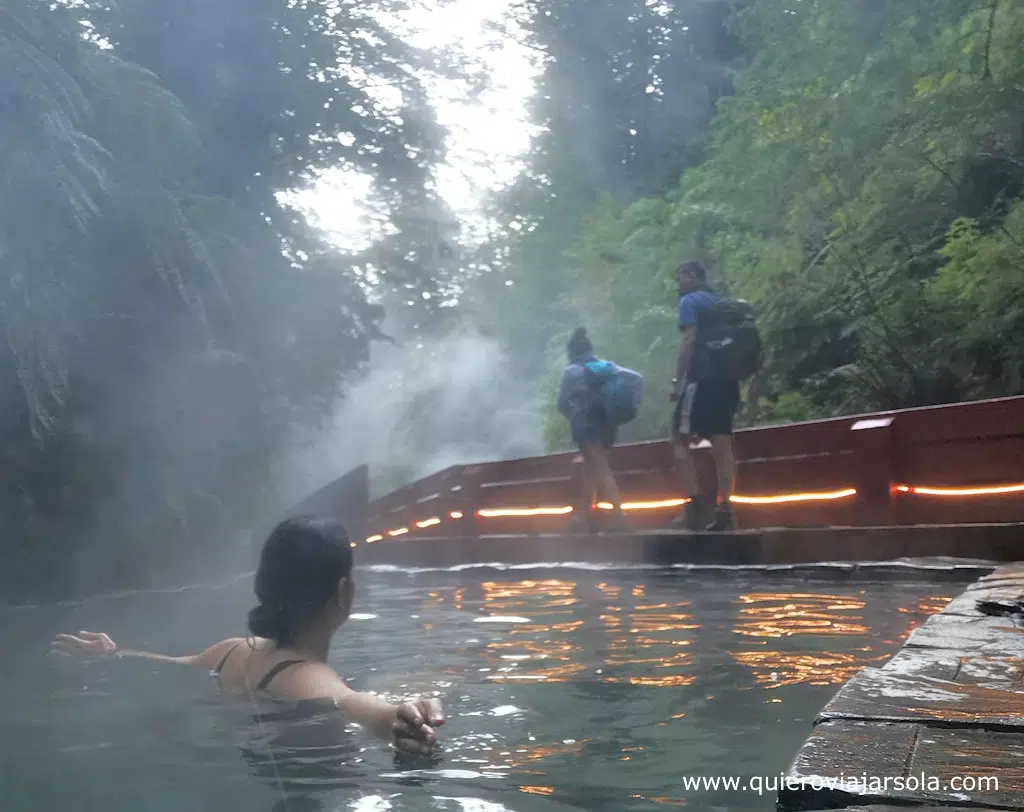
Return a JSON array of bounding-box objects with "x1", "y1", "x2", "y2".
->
[{"x1": 248, "y1": 603, "x2": 285, "y2": 640}]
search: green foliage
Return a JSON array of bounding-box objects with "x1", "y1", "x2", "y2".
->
[
  {"x1": 470, "y1": 0, "x2": 740, "y2": 435},
  {"x1": 478, "y1": 0, "x2": 1024, "y2": 451},
  {"x1": 0, "y1": 0, "x2": 456, "y2": 601},
  {"x1": 930, "y1": 201, "x2": 1024, "y2": 392}
]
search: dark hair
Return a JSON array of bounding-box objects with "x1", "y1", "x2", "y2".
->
[
  {"x1": 567, "y1": 326, "x2": 593, "y2": 361},
  {"x1": 248, "y1": 516, "x2": 354, "y2": 646},
  {"x1": 677, "y1": 260, "x2": 707, "y2": 283}
]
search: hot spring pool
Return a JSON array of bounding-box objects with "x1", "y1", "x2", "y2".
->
[{"x1": 0, "y1": 565, "x2": 961, "y2": 812}]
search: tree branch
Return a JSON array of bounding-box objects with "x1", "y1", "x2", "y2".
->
[{"x1": 982, "y1": 0, "x2": 1000, "y2": 80}]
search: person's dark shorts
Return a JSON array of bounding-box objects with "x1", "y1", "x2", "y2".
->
[
  {"x1": 571, "y1": 407, "x2": 617, "y2": 449},
  {"x1": 672, "y1": 377, "x2": 740, "y2": 439}
]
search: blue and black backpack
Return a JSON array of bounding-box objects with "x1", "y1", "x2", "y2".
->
[
  {"x1": 581, "y1": 358, "x2": 644, "y2": 426},
  {"x1": 699, "y1": 297, "x2": 764, "y2": 381}
]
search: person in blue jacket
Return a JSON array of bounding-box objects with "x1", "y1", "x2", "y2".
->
[
  {"x1": 669, "y1": 261, "x2": 740, "y2": 531},
  {"x1": 557, "y1": 327, "x2": 628, "y2": 533}
]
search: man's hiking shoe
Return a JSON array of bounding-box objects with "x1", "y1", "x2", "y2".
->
[
  {"x1": 669, "y1": 496, "x2": 711, "y2": 531},
  {"x1": 705, "y1": 503, "x2": 736, "y2": 532}
]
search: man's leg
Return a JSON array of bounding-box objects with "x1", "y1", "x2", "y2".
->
[
  {"x1": 588, "y1": 443, "x2": 625, "y2": 517},
  {"x1": 669, "y1": 384, "x2": 711, "y2": 529},
  {"x1": 712, "y1": 435, "x2": 736, "y2": 502},
  {"x1": 570, "y1": 446, "x2": 598, "y2": 532},
  {"x1": 580, "y1": 450, "x2": 598, "y2": 510},
  {"x1": 702, "y1": 379, "x2": 741, "y2": 531}
]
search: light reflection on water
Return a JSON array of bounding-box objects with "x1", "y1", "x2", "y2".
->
[
  {"x1": 728, "y1": 591, "x2": 882, "y2": 688},
  {"x1": 0, "y1": 569, "x2": 957, "y2": 812}
]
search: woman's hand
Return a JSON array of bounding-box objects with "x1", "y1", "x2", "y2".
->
[
  {"x1": 50, "y1": 630, "x2": 118, "y2": 659},
  {"x1": 391, "y1": 697, "x2": 445, "y2": 755}
]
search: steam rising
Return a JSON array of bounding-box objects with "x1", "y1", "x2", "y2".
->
[{"x1": 280, "y1": 326, "x2": 547, "y2": 505}]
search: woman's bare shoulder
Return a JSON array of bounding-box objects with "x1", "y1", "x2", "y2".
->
[
  {"x1": 266, "y1": 660, "x2": 350, "y2": 702},
  {"x1": 193, "y1": 636, "x2": 249, "y2": 669}
]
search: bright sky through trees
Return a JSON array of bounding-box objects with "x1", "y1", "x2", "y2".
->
[{"x1": 295, "y1": 0, "x2": 539, "y2": 250}]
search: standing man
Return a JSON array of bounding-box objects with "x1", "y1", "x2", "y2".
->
[{"x1": 668, "y1": 261, "x2": 740, "y2": 531}]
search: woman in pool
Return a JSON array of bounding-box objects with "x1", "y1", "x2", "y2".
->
[{"x1": 50, "y1": 516, "x2": 444, "y2": 755}]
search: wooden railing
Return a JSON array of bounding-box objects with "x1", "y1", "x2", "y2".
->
[
  {"x1": 358, "y1": 395, "x2": 1024, "y2": 543},
  {"x1": 277, "y1": 464, "x2": 370, "y2": 546}
]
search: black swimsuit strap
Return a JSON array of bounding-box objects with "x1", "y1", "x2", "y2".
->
[
  {"x1": 213, "y1": 642, "x2": 241, "y2": 675},
  {"x1": 256, "y1": 659, "x2": 306, "y2": 692}
]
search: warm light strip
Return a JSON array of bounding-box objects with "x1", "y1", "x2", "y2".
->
[
  {"x1": 598, "y1": 498, "x2": 689, "y2": 511},
  {"x1": 479, "y1": 489, "x2": 857, "y2": 517},
  {"x1": 729, "y1": 488, "x2": 857, "y2": 504},
  {"x1": 370, "y1": 481, "x2": 1021, "y2": 540},
  {"x1": 478, "y1": 506, "x2": 574, "y2": 517},
  {"x1": 896, "y1": 483, "x2": 1024, "y2": 497}
]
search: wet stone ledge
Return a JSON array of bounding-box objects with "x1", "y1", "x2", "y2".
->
[{"x1": 779, "y1": 564, "x2": 1024, "y2": 811}]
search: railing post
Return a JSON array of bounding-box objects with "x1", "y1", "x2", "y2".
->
[
  {"x1": 570, "y1": 452, "x2": 586, "y2": 516},
  {"x1": 454, "y1": 465, "x2": 481, "y2": 538},
  {"x1": 658, "y1": 440, "x2": 678, "y2": 500},
  {"x1": 850, "y1": 415, "x2": 897, "y2": 526}
]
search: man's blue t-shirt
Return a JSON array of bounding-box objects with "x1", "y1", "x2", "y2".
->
[{"x1": 678, "y1": 289, "x2": 719, "y2": 381}]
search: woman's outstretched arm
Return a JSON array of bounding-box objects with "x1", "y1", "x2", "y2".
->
[
  {"x1": 50, "y1": 631, "x2": 243, "y2": 670},
  {"x1": 271, "y1": 661, "x2": 445, "y2": 754}
]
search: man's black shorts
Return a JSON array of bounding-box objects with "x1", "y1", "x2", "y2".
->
[{"x1": 672, "y1": 377, "x2": 740, "y2": 439}]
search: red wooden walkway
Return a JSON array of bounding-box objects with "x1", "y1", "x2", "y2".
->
[{"x1": 355, "y1": 395, "x2": 1024, "y2": 545}]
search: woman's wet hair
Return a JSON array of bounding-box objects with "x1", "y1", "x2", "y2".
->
[
  {"x1": 567, "y1": 326, "x2": 593, "y2": 361},
  {"x1": 248, "y1": 516, "x2": 353, "y2": 646}
]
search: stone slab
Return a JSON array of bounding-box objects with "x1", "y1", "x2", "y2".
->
[
  {"x1": 847, "y1": 802, "x2": 1007, "y2": 806},
  {"x1": 817, "y1": 666, "x2": 1024, "y2": 729},
  {"x1": 905, "y1": 613, "x2": 1024, "y2": 656},
  {"x1": 877, "y1": 648, "x2": 962, "y2": 681},
  {"x1": 846, "y1": 807, "x2": 1004, "y2": 812},
  {"x1": 781, "y1": 564, "x2": 1024, "y2": 811},
  {"x1": 980, "y1": 562, "x2": 1024, "y2": 581},
  {"x1": 780, "y1": 719, "x2": 1024, "y2": 811},
  {"x1": 943, "y1": 576, "x2": 1024, "y2": 616}
]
